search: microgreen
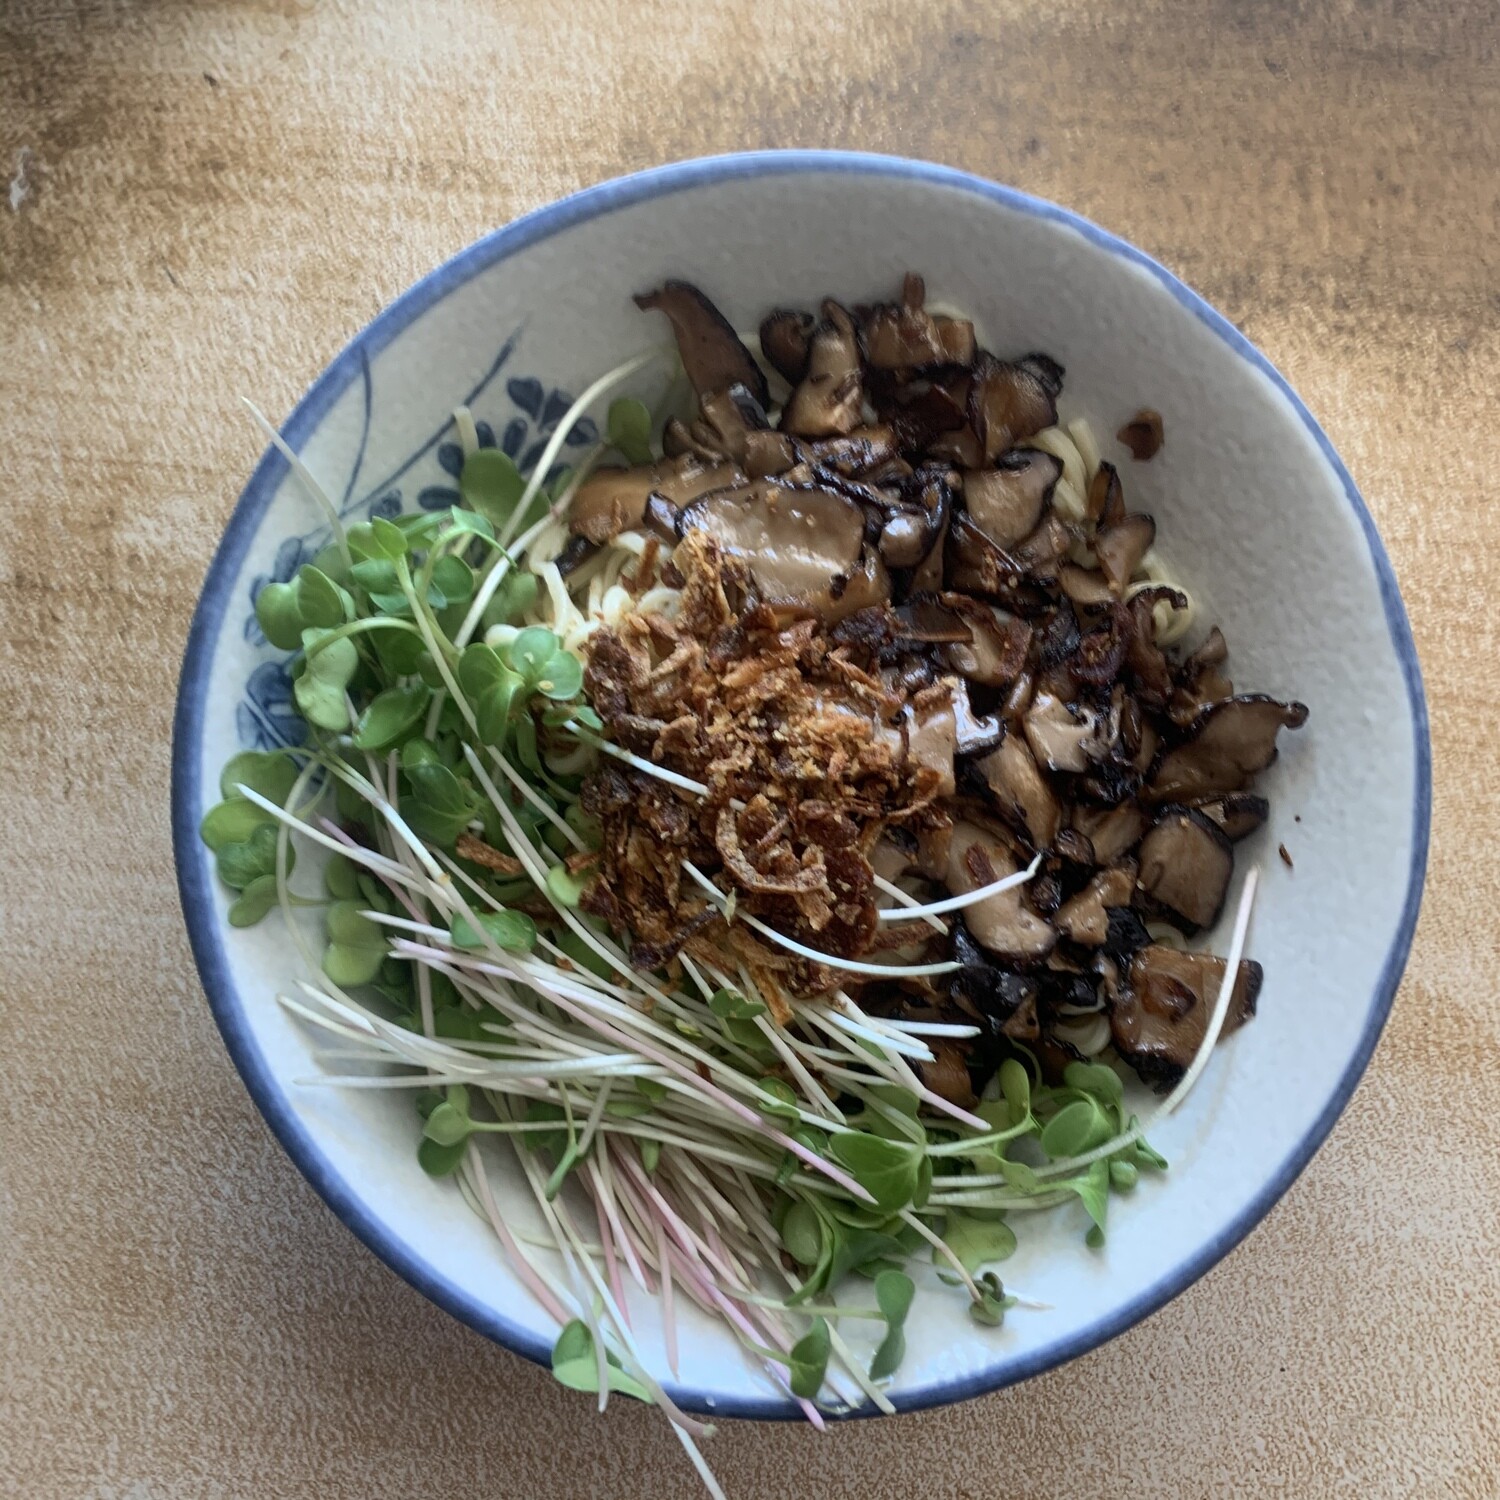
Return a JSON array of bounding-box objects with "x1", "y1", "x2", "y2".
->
[
  {"x1": 607, "y1": 396, "x2": 654, "y2": 464},
  {"x1": 219, "y1": 750, "x2": 299, "y2": 805},
  {"x1": 321, "y1": 900, "x2": 387, "y2": 987},
  {"x1": 352, "y1": 684, "x2": 430, "y2": 751},
  {"x1": 938, "y1": 1212, "x2": 1018, "y2": 1278},
  {"x1": 449, "y1": 909, "x2": 538, "y2": 953},
  {"x1": 293, "y1": 627, "x2": 359, "y2": 731},
  {"x1": 788, "y1": 1316, "x2": 831, "y2": 1399},
  {"x1": 460, "y1": 448, "x2": 528, "y2": 529},
  {"x1": 551, "y1": 1320, "x2": 652, "y2": 1403},
  {"x1": 867, "y1": 1270, "x2": 915, "y2": 1380}
]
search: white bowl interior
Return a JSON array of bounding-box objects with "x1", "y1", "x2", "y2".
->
[{"x1": 180, "y1": 160, "x2": 1423, "y2": 1412}]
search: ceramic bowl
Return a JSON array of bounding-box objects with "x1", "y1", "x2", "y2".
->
[{"x1": 172, "y1": 151, "x2": 1429, "y2": 1418}]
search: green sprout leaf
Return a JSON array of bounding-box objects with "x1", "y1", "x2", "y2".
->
[
  {"x1": 323, "y1": 854, "x2": 361, "y2": 900},
  {"x1": 199, "y1": 796, "x2": 276, "y2": 851},
  {"x1": 545, "y1": 863, "x2": 591, "y2": 908},
  {"x1": 788, "y1": 1316, "x2": 831, "y2": 1399},
  {"x1": 460, "y1": 448, "x2": 527, "y2": 528},
  {"x1": 417, "y1": 1136, "x2": 468, "y2": 1177},
  {"x1": 294, "y1": 564, "x2": 346, "y2": 628},
  {"x1": 216, "y1": 823, "x2": 291, "y2": 890},
  {"x1": 537, "y1": 649, "x2": 583, "y2": 701},
  {"x1": 1039, "y1": 1098, "x2": 1112, "y2": 1159},
  {"x1": 352, "y1": 684, "x2": 430, "y2": 751},
  {"x1": 218, "y1": 750, "x2": 299, "y2": 806},
  {"x1": 294, "y1": 628, "x2": 359, "y2": 731},
  {"x1": 969, "y1": 1270, "x2": 1015, "y2": 1328},
  {"x1": 708, "y1": 988, "x2": 766, "y2": 1021},
  {"x1": 428, "y1": 553, "x2": 474, "y2": 608},
  {"x1": 482, "y1": 570, "x2": 539, "y2": 631},
  {"x1": 449, "y1": 909, "x2": 538, "y2": 953},
  {"x1": 868, "y1": 1269, "x2": 915, "y2": 1380},
  {"x1": 507, "y1": 626, "x2": 561, "y2": 683},
  {"x1": 607, "y1": 396, "x2": 654, "y2": 464},
  {"x1": 828, "y1": 1132, "x2": 924, "y2": 1213},
  {"x1": 254, "y1": 581, "x2": 306, "y2": 650},
  {"x1": 227, "y1": 873, "x2": 281, "y2": 927},
  {"x1": 550, "y1": 1321, "x2": 652, "y2": 1404},
  {"x1": 321, "y1": 899, "x2": 387, "y2": 987},
  {"x1": 938, "y1": 1212, "x2": 1017, "y2": 1280}
]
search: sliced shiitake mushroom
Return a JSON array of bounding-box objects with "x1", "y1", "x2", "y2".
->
[
  {"x1": 893, "y1": 595, "x2": 972, "y2": 644},
  {"x1": 937, "y1": 593, "x2": 1031, "y2": 687},
  {"x1": 948, "y1": 918, "x2": 1037, "y2": 1022},
  {"x1": 1071, "y1": 801, "x2": 1147, "y2": 864},
  {"x1": 1058, "y1": 563, "x2": 1116, "y2": 607},
  {"x1": 1012, "y1": 513, "x2": 1073, "y2": 580},
  {"x1": 950, "y1": 677, "x2": 1003, "y2": 755},
  {"x1": 782, "y1": 301, "x2": 863, "y2": 438},
  {"x1": 1094, "y1": 513, "x2": 1156, "y2": 595},
  {"x1": 1192, "y1": 792, "x2": 1271, "y2": 841},
  {"x1": 974, "y1": 730, "x2": 1061, "y2": 849},
  {"x1": 880, "y1": 508, "x2": 946, "y2": 568},
  {"x1": 1150, "y1": 694, "x2": 1310, "y2": 801},
  {"x1": 1111, "y1": 945, "x2": 1262, "y2": 1089},
  {"x1": 963, "y1": 450, "x2": 1062, "y2": 549},
  {"x1": 1023, "y1": 691, "x2": 1114, "y2": 773},
  {"x1": 1117, "y1": 408, "x2": 1164, "y2": 461},
  {"x1": 758, "y1": 308, "x2": 815, "y2": 384},
  {"x1": 1086, "y1": 461, "x2": 1126, "y2": 528},
  {"x1": 1137, "y1": 805, "x2": 1234, "y2": 932},
  {"x1": 946, "y1": 819, "x2": 1057, "y2": 961},
  {"x1": 967, "y1": 353, "x2": 1062, "y2": 464},
  {"x1": 1056, "y1": 862, "x2": 1138, "y2": 946},
  {"x1": 634, "y1": 281, "x2": 769, "y2": 408},
  {"x1": 861, "y1": 272, "x2": 977, "y2": 371},
  {"x1": 945, "y1": 512, "x2": 1022, "y2": 596},
  {"x1": 676, "y1": 480, "x2": 890, "y2": 621},
  {"x1": 901, "y1": 692, "x2": 958, "y2": 797},
  {"x1": 570, "y1": 456, "x2": 744, "y2": 544}
]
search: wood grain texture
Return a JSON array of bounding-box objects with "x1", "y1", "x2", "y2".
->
[{"x1": 2, "y1": 1, "x2": 1497, "y2": 1495}]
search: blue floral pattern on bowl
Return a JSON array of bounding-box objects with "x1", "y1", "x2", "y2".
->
[{"x1": 235, "y1": 336, "x2": 596, "y2": 750}]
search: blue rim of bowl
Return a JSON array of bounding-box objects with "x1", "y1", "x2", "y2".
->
[{"x1": 172, "y1": 149, "x2": 1431, "y2": 1421}]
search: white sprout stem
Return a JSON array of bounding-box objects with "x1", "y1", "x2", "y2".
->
[
  {"x1": 871, "y1": 871, "x2": 948, "y2": 934},
  {"x1": 453, "y1": 405, "x2": 480, "y2": 459},
  {"x1": 1035, "y1": 865, "x2": 1261, "y2": 1180},
  {"x1": 876, "y1": 851, "x2": 1042, "y2": 922},
  {"x1": 682, "y1": 862, "x2": 960, "y2": 979},
  {"x1": 242, "y1": 398, "x2": 350, "y2": 563},
  {"x1": 497, "y1": 344, "x2": 670, "y2": 547},
  {"x1": 562, "y1": 721, "x2": 712, "y2": 797}
]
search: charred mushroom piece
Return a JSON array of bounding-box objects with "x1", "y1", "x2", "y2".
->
[
  {"x1": 758, "y1": 308, "x2": 816, "y2": 384},
  {"x1": 1023, "y1": 691, "x2": 1114, "y2": 774},
  {"x1": 893, "y1": 686, "x2": 959, "y2": 797},
  {"x1": 782, "y1": 301, "x2": 864, "y2": 438},
  {"x1": 1168, "y1": 626, "x2": 1235, "y2": 724},
  {"x1": 1150, "y1": 694, "x2": 1310, "y2": 801},
  {"x1": 944, "y1": 512, "x2": 1022, "y2": 597},
  {"x1": 1058, "y1": 563, "x2": 1116, "y2": 607},
  {"x1": 974, "y1": 733, "x2": 1062, "y2": 851},
  {"x1": 1012, "y1": 513, "x2": 1074, "y2": 580},
  {"x1": 1056, "y1": 863, "x2": 1138, "y2": 946},
  {"x1": 892, "y1": 596, "x2": 971, "y2": 644},
  {"x1": 634, "y1": 281, "x2": 769, "y2": 408},
  {"x1": 880, "y1": 508, "x2": 946, "y2": 568},
  {"x1": 1071, "y1": 801, "x2": 1147, "y2": 864},
  {"x1": 946, "y1": 820, "x2": 1057, "y2": 961},
  {"x1": 950, "y1": 677, "x2": 1003, "y2": 756},
  {"x1": 862, "y1": 273, "x2": 977, "y2": 371},
  {"x1": 937, "y1": 593, "x2": 1031, "y2": 686},
  {"x1": 677, "y1": 480, "x2": 890, "y2": 621},
  {"x1": 1192, "y1": 792, "x2": 1271, "y2": 841},
  {"x1": 1095, "y1": 513, "x2": 1156, "y2": 595},
  {"x1": 963, "y1": 450, "x2": 1062, "y2": 549},
  {"x1": 967, "y1": 354, "x2": 1062, "y2": 464},
  {"x1": 1137, "y1": 805, "x2": 1234, "y2": 931},
  {"x1": 1111, "y1": 945, "x2": 1262, "y2": 1089},
  {"x1": 920, "y1": 1040, "x2": 977, "y2": 1107},
  {"x1": 1086, "y1": 462, "x2": 1126, "y2": 528},
  {"x1": 1117, "y1": 408, "x2": 1164, "y2": 461},
  {"x1": 949, "y1": 919, "x2": 1037, "y2": 1022},
  {"x1": 570, "y1": 456, "x2": 744, "y2": 544}
]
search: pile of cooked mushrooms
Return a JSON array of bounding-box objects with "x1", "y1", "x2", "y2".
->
[{"x1": 571, "y1": 275, "x2": 1307, "y2": 1101}]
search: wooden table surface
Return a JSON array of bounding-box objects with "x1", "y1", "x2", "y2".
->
[{"x1": 3, "y1": 2, "x2": 1498, "y2": 1496}]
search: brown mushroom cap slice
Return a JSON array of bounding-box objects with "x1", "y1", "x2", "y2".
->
[
  {"x1": 1137, "y1": 805, "x2": 1234, "y2": 931},
  {"x1": 1056, "y1": 862, "x2": 1138, "y2": 946},
  {"x1": 634, "y1": 281, "x2": 769, "y2": 409},
  {"x1": 949, "y1": 677, "x2": 1003, "y2": 756},
  {"x1": 974, "y1": 732, "x2": 1061, "y2": 849},
  {"x1": 677, "y1": 480, "x2": 890, "y2": 622},
  {"x1": 1150, "y1": 694, "x2": 1310, "y2": 801},
  {"x1": 1191, "y1": 792, "x2": 1271, "y2": 841},
  {"x1": 967, "y1": 354, "x2": 1062, "y2": 463},
  {"x1": 1071, "y1": 801, "x2": 1147, "y2": 864},
  {"x1": 899, "y1": 692, "x2": 958, "y2": 797},
  {"x1": 937, "y1": 593, "x2": 1031, "y2": 687},
  {"x1": 1094, "y1": 513, "x2": 1156, "y2": 595},
  {"x1": 1117, "y1": 408, "x2": 1164, "y2": 461},
  {"x1": 758, "y1": 308, "x2": 815, "y2": 384},
  {"x1": 946, "y1": 819, "x2": 1057, "y2": 961},
  {"x1": 862, "y1": 273, "x2": 977, "y2": 371},
  {"x1": 1023, "y1": 690, "x2": 1115, "y2": 773},
  {"x1": 570, "y1": 457, "x2": 744, "y2": 544},
  {"x1": 1013, "y1": 513, "x2": 1074, "y2": 580},
  {"x1": 962, "y1": 450, "x2": 1062, "y2": 549},
  {"x1": 1058, "y1": 563, "x2": 1117, "y2": 608},
  {"x1": 782, "y1": 301, "x2": 864, "y2": 438},
  {"x1": 1111, "y1": 945, "x2": 1262, "y2": 1090}
]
